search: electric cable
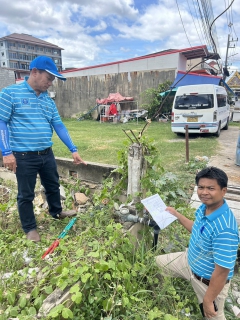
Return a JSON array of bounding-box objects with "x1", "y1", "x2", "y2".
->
[
  {"x1": 196, "y1": 0, "x2": 213, "y2": 50},
  {"x1": 209, "y1": 0, "x2": 235, "y2": 73},
  {"x1": 191, "y1": 0, "x2": 208, "y2": 46},
  {"x1": 150, "y1": 0, "x2": 236, "y2": 121},
  {"x1": 175, "y1": 0, "x2": 192, "y2": 47},
  {"x1": 152, "y1": 53, "x2": 217, "y2": 120},
  {"x1": 186, "y1": 0, "x2": 205, "y2": 45}
]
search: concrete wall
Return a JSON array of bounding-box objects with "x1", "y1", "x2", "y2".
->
[
  {"x1": 0, "y1": 157, "x2": 118, "y2": 185},
  {"x1": 56, "y1": 157, "x2": 118, "y2": 183},
  {"x1": 0, "y1": 67, "x2": 15, "y2": 90},
  {"x1": 52, "y1": 69, "x2": 175, "y2": 118}
]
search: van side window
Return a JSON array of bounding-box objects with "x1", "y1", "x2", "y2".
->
[{"x1": 217, "y1": 94, "x2": 227, "y2": 108}]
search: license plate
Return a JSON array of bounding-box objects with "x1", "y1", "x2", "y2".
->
[{"x1": 187, "y1": 117, "x2": 198, "y2": 122}]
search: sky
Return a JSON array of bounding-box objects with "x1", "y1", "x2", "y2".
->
[{"x1": 0, "y1": 0, "x2": 239, "y2": 75}]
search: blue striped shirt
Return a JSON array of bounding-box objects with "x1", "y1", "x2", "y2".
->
[
  {"x1": 0, "y1": 81, "x2": 62, "y2": 151},
  {"x1": 188, "y1": 200, "x2": 239, "y2": 280}
]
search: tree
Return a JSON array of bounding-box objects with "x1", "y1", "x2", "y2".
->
[{"x1": 141, "y1": 81, "x2": 173, "y2": 119}]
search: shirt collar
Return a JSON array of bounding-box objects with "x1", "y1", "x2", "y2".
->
[
  {"x1": 201, "y1": 199, "x2": 227, "y2": 221},
  {"x1": 23, "y1": 81, "x2": 47, "y2": 98}
]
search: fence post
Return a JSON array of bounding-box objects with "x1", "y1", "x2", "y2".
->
[{"x1": 185, "y1": 125, "x2": 189, "y2": 163}]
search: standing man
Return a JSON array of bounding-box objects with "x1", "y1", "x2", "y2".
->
[
  {"x1": 156, "y1": 167, "x2": 239, "y2": 319},
  {"x1": 0, "y1": 56, "x2": 86, "y2": 242}
]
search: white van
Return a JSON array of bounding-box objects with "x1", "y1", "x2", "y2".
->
[{"x1": 171, "y1": 84, "x2": 230, "y2": 137}]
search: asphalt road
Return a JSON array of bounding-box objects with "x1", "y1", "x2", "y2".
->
[{"x1": 209, "y1": 118, "x2": 240, "y2": 186}]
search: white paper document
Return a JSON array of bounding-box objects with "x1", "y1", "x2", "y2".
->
[{"x1": 141, "y1": 194, "x2": 177, "y2": 229}]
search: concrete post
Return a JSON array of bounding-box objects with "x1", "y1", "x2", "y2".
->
[{"x1": 127, "y1": 143, "x2": 144, "y2": 201}]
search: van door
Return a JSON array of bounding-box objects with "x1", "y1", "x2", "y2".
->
[
  {"x1": 216, "y1": 93, "x2": 230, "y2": 129},
  {"x1": 173, "y1": 92, "x2": 214, "y2": 125}
]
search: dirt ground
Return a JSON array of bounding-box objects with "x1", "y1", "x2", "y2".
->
[{"x1": 209, "y1": 126, "x2": 240, "y2": 186}]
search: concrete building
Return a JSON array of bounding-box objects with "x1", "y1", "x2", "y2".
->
[
  {"x1": 0, "y1": 33, "x2": 63, "y2": 79},
  {"x1": 60, "y1": 46, "x2": 210, "y2": 79}
]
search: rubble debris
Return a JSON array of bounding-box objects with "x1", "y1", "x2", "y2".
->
[{"x1": 74, "y1": 192, "x2": 89, "y2": 205}]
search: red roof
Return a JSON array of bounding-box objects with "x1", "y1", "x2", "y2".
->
[{"x1": 62, "y1": 45, "x2": 210, "y2": 74}]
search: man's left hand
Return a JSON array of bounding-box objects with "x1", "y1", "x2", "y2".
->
[
  {"x1": 203, "y1": 300, "x2": 217, "y2": 318},
  {"x1": 72, "y1": 152, "x2": 87, "y2": 165}
]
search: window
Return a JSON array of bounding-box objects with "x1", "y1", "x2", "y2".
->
[
  {"x1": 10, "y1": 62, "x2": 18, "y2": 68},
  {"x1": 2, "y1": 62, "x2": 5, "y2": 66},
  {"x1": 40, "y1": 47, "x2": 43, "y2": 51},
  {"x1": 9, "y1": 52, "x2": 17, "y2": 59},
  {"x1": 54, "y1": 59, "x2": 58, "y2": 63},
  {"x1": 53, "y1": 50, "x2": 59, "y2": 54},
  {"x1": 217, "y1": 94, "x2": 227, "y2": 108},
  {"x1": 0, "y1": 42, "x2": 3, "y2": 46},
  {"x1": 174, "y1": 94, "x2": 214, "y2": 110},
  {"x1": 1, "y1": 52, "x2": 4, "y2": 56},
  {"x1": 28, "y1": 45, "x2": 34, "y2": 50}
]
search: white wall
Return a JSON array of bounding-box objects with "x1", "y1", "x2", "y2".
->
[
  {"x1": 178, "y1": 53, "x2": 187, "y2": 72},
  {"x1": 61, "y1": 52, "x2": 183, "y2": 78}
]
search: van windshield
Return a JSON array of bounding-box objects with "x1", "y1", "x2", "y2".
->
[{"x1": 174, "y1": 94, "x2": 214, "y2": 109}]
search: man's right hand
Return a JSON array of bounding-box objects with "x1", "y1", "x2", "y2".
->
[
  {"x1": 166, "y1": 206, "x2": 194, "y2": 232},
  {"x1": 3, "y1": 154, "x2": 17, "y2": 173}
]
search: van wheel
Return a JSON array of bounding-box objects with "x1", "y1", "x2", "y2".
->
[
  {"x1": 223, "y1": 117, "x2": 229, "y2": 130},
  {"x1": 215, "y1": 122, "x2": 221, "y2": 137}
]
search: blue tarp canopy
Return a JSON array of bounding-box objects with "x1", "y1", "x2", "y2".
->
[
  {"x1": 159, "y1": 87, "x2": 177, "y2": 97},
  {"x1": 159, "y1": 71, "x2": 235, "y2": 97},
  {"x1": 171, "y1": 71, "x2": 221, "y2": 88}
]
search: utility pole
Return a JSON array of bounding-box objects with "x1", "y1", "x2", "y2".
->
[{"x1": 223, "y1": 34, "x2": 238, "y2": 81}]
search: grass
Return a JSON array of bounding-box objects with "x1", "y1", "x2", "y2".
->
[
  {"x1": 53, "y1": 119, "x2": 220, "y2": 172},
  {"x1": 0, "y1": 120, "x2": 239, "y2": 319}
]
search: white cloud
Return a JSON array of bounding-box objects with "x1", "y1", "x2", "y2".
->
[
  {"x1": 78, "y1": 0, "x2": 138, "y2": 20},
  {"x1": 0, "y1": 0, "x2": 239, "y2": 70}
]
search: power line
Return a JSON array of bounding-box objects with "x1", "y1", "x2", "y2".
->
[
  {"x1": 186, "y1": 0, "x2": 204, "y2": 45},
  {"x1": 175, "y1": 0, "x2": 192, "y2": 47},
  {"x1": 196, "y1": 0, "x2": 213, "y2": 50},
  {"x1": 191, "y1": 0, "x2": 209, "y2": 45},
  {"x1": 199, "y1": 0, "x2": 219, "y2": 53}
]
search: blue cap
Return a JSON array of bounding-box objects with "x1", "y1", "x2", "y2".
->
[{"x1": 30, "y1": 56, "x2": 66, "y2": 81}]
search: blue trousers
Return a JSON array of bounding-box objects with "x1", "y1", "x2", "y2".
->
[{"x1": 14, "y1": 149, "x2": 62, "y2": 233}]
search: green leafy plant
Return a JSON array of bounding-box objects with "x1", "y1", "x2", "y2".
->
[
  {"x1": 0, "y1": 138, "x2": 237, "y2": 320},
  {"x1": 140, "y1": 81, "x2": 173, "y2": 118}
]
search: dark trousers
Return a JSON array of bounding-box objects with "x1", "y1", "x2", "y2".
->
[{"x1": 14, "y1": 149, "x2": 62, "y2": 233}]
